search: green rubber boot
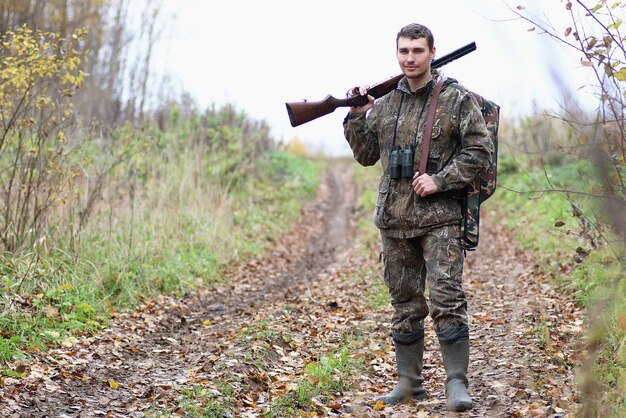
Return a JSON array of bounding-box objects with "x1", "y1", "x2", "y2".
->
[
  {"x1": 376, "y1": 330, "x2": 429, "y2": 405},
  {"x1": 440, "y1": 339, "x2": 473, "y2": 411}
]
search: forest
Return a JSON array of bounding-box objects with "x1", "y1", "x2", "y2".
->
[{"x1": 0, "y1": 1, "x2": 624, "y2": 417}]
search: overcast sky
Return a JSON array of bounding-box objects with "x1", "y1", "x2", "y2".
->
[{"x1": 155, "y1": 0, "x2": 598, "y2": 156}]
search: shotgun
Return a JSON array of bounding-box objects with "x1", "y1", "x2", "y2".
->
[{"x1": 285, "y1": 42, "x2": 477, "y2": 127}]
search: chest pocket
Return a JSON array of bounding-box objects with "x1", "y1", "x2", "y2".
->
[{"x1": 425, "y1": 125, "x2": 442, "y2": 174}]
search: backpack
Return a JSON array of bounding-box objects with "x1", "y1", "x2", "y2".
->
[{"x1": 460, "y1": 94, "x2": 500, "y2": 251}]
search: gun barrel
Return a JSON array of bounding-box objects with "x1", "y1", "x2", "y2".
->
[{"x1": 431, "y1": 42, "x2": 476, "y2": 69}]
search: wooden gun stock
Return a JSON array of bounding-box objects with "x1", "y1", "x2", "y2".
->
[
  {"x1": 286, "y1": 74, "x2": 403, "y2": 127},
  {"x1": 285, "y1": 42, "x2": 477, "y2": 127},
  {"x1": 286, "y1": 95, "x2": 347, "y2": 129}
]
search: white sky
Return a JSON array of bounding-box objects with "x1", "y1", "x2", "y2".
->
[{"x1": 155, "y1": 0, "x2": 600, "y2": 156}]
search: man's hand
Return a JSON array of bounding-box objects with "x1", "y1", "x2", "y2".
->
[
  {"x1": 348, "y1": 85, "x2": 375, "y2": 113},
  {"x1": 412, "y1": 173, "x2": 439, "y2": 197}
]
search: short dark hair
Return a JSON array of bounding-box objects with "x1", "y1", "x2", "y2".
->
[{"x1": 396, "y1": 23, "x2": 434, "y2": 50}]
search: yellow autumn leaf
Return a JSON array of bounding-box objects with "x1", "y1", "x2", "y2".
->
[
  {"x1": 373, "y1": 400, "x2": 386, "y2": 411},
  {"x1": 108, "y1": 380, "x2": 120, "y2": 389},
  {"x1": 202, "y1": 319, "x2": 212, "y2": 326}
]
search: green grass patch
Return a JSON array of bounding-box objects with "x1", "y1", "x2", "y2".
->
[
  {"x1": 349, "y1": 162, "x2": 390, "y2": 309},
  {"x1": 265, "y1": 340, "x2": 365, "y2": 416},
  {"x1": 148, "y1": 383, "x2": 236, "y2": 417},
  {"x1": 496, "y1": 159, "x2": 622, "y2": 296},
  {"x1": 493, "y1": 159, "x2": 598, "y2": 257},
  {"x1": 364, "y1": 271, "x2": 389, "y2": 310},
  {"x1": 0, "y1": 251, "x2": 108, "y2": 364},
  {"x1": 289, "y1": 346, "x2": 364, "y2": 412},
  {"x1": 233, "y1": 151, "x2": 323, "y2": 245},
  {"x1": 351, "y1": 162, "x2": 382, "y2": 255},
  {"x1": 0, "y1": 146, "x2": 324, "y2": 365},
  {"x1": 495, "y1": 159, "x2": 625, "y2": 417},
  {"x1": 238, "y1": 319, "x2": 283, "y2": 343}
]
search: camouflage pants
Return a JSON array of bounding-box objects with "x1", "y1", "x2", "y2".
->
[{"x1": 381, "y1": 224, "x2": 468, "y2": 335}]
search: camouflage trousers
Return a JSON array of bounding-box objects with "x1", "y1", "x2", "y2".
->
[{"x1": 381, "y1": 224, "x2": 468, "y2": 335}]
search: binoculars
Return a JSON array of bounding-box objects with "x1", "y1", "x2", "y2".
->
[{"x1": 389, "y1": 144, "x2": 415, "y2": 179}]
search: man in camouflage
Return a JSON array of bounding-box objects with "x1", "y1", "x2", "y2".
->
[{"x1": 343, "y1": 23, "x2": 493, "y2": 411}]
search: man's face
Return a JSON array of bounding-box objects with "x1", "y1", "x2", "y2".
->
[{"x1": 396, "y1": 36, "x2": 435, "y2": 80}]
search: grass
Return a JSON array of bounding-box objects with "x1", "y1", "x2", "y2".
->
[
  {"x1": 269, "y1": 345, "x2": 365, "y2": 416},
  {"x1": 495, "y1": 158, "x2": 623, "y2": 296},
  {"x1": 148, "y1": 383, "x2": 236, "y2": 417},
  {"x1": 238, "y1": 319, "x2": 281, "y2": 343},
  {"x1": 352, "y1": 163, "x2": 383, "y2": 255},
  {"x1": 0, "y1": 137, "x2": 324, "y2": 369},
  {"x1": 300, "y1": 347, "x2": 362, "y2": 397},
  {"x1": 349, "y1": 161, "x2": 391, "y2": 310},
  {"x1": 0, "y1": 251, "x2": 107, "y2": 363},
  {"x1": 532, "y1": 320, "x2": 551, "y2": 349},
  {"x1": 495, "y1": 157, "x2": 625, "y2": 417}
]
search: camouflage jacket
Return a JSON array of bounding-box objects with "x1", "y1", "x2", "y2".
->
[{"x1": 343, "y1": 70, "x2": 494, "y2": 238}]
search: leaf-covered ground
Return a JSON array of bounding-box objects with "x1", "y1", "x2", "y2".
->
[{"x1": 0, "y1": 161, "x2": 583, "y2": 417}]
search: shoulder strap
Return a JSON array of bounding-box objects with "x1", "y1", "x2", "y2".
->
[{"x1": 418, "y1": 78, "x2": 445, "y2": 176}]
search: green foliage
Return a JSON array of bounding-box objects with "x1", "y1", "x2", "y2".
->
[
  {"x1": 79, "y1": 144, "x2": 321, "y2": 309},
  {"x1": 348, "y1": 162, "x2": 389, "y2": 308},
  {"x1": 0, "y1": 26, "x2": 88, "y2": 252},
  {"x1": 239, "y1": 319, "x2": 280, "y2": 342},
  {"x1": 0, "y1": 250, "x2": 108, "y2": 363},
  {"x1": 265, "y1": 395, "x2": 298, "y2": 417},
  {"x1": 512, "y1": 0, "x2": 626, "y2": 246},
  {"x1": 366, "y1": 276, "x2": 390, "y2": 310},
  {"x1": 495, "y1": 158, "x2": 617, "y2": 285},
  {"x1": 293, "y1": 347, "x2": 363, "y2": 409},
  {"x1": 234, "y1": 151, "x2": 323, "y2": 237},
  {"x1": 260, "y1": 341, "x2": 365, "y2": 415},
  {"x1": 496, "y1": 160, "x2": 625, "y2": 417},
  {"x1": 498, "y1": 113, "x2": 583, "y2": 174},
  {"x1": 0, "y1": 96, "x2": 324, "y2": 365},
  {"x1": 351, "y1": 162, "x2": 382, "y2": 255},
  {"x1": 151, "y1": 383, "x2": 235, "y2": 417}
]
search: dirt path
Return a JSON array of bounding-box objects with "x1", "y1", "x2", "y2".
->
[{"x1": 0, "y1": 160, "x2": 583, "y2": 417}]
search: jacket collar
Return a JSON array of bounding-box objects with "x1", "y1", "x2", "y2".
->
[{"x1": 397, "y1": 69, "x2": 445, "y2": 95}]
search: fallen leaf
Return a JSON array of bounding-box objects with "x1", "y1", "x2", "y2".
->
[{"x1": 373, "y1": 400, "x2": 386, "y2": 411}]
